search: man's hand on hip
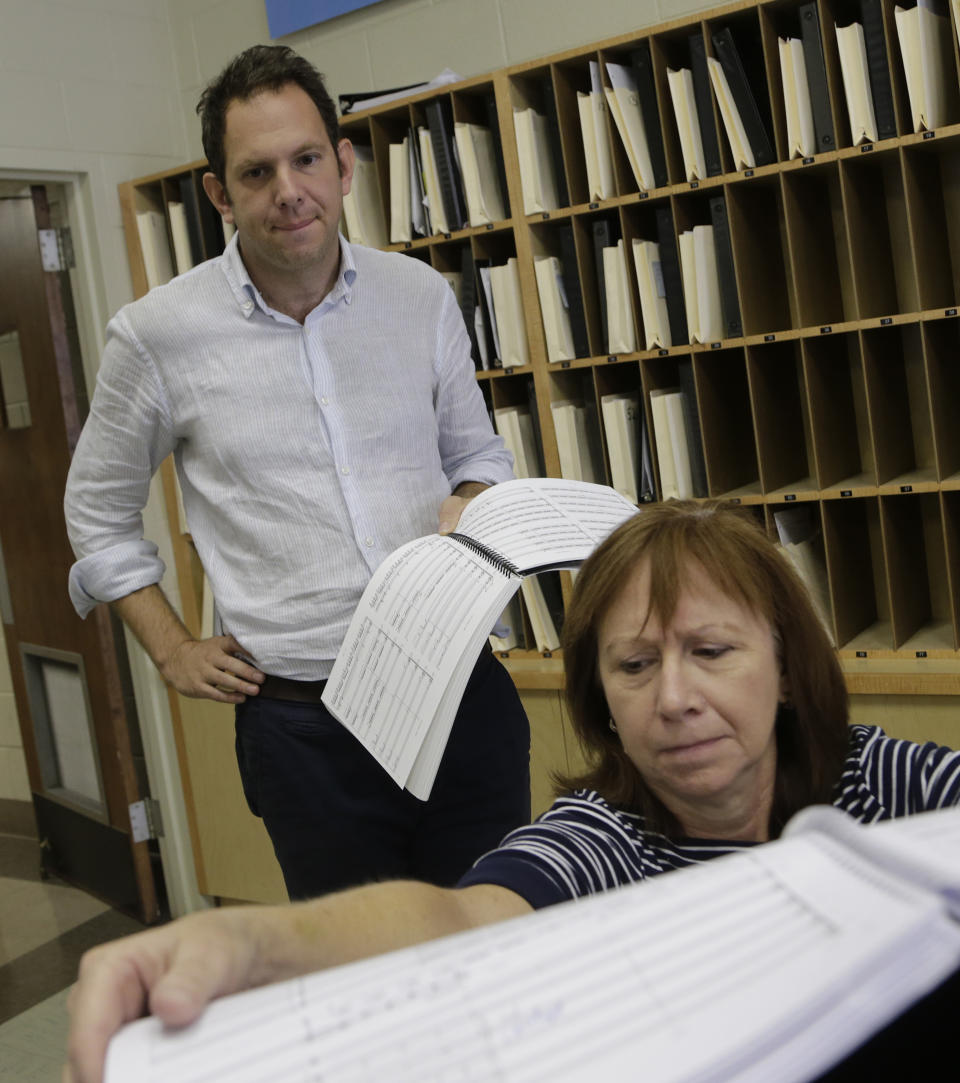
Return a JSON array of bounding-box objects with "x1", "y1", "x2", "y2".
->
[{"x1": 162, "y1": 635, "x2": 264, "y2": 703}]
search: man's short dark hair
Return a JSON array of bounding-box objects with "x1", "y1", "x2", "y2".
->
[{"x1": 197, "y1": 44, "x2": 340, "y2": 183}]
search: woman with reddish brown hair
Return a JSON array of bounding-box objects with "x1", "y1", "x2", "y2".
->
[{"x1": 65, "y1": 501, "x2": 960, "y2": 1083}]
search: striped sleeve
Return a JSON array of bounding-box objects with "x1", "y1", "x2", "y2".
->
[
  {"x1": 458, "y1": 794, "x2": 655, "y2": 908},
  {"x1": 850, "y1": 726, "x2": 960, "y2": 817},
  {"x1": 456, "y1": 792, "x2": 739, "y2": 909}
]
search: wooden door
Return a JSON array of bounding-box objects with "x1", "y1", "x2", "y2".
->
[{"x1": 0, "y1": 185, "x2": 162, "y2": 923}]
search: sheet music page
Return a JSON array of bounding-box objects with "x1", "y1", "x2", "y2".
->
[
  {"x1": 456, "y1": 478, "x2": 637, "y2": 574},
  {"x1": 104, "y1": 828, "x2": 960, "y2": 1083},
  {"x1": 788, "y1": 805, "x2": 960, "y2": 916},
  {"x1": 321, "y1": 533, "x2": 518, "y2": 789}
]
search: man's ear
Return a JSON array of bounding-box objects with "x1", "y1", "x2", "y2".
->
[
  {"x1": 202, "y1": 172, "x2": 233, "y2": 223},
  {"x1": 337, "y1": 138, "x2": 355, "y2": 196}
]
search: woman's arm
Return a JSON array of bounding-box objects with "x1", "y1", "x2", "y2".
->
[{"x1": 64, "y1": 880, "x2": 531, "y2": 1083}]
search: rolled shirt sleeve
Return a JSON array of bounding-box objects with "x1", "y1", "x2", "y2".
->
[
  {"x1": 433, "y1": 285, "x2": 514, "y2": 490},
  {"x1": 64, "y1": 311, "x2": 175, "y2": 616}
]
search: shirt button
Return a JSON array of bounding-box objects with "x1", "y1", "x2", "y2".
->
[
  {"x1": 365, "y1": 537, "x2": 374, "y2": 547},
  {"x1": 242, "y1": 301, "x2": 253, "y2": 313},
  {"x1": 341, "y1": 466, "x2": 350, "y2": 476},
  {"x1": 320, "y1": 396, "x2": 329, "y2": 406}
]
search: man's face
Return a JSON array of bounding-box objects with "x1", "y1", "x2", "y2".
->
[{"x1": 203, "y1": 83, "x2": 354, "y2": 295}]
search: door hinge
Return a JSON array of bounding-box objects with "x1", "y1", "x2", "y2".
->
[
  {"x1": 37, "y1": 227, "x2": 75, "y2": 272},
  {"x1": 129, "y1": 798, "x2": 164, "y2": 842}
]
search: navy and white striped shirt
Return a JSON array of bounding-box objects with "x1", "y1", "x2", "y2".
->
[{"x1": 459, "y1": 726, "x2": 960, "y2": 909}]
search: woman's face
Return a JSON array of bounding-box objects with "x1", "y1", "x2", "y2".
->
[{"x1": 596, "y1": 559, "x2": 786, "y2": 837}]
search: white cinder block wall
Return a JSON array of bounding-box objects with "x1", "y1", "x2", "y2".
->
[
  {"x1": 170, "y1": 0, "x2": 718, "y2": 159},
  {"x1": 0, "y1": 0, "x2": 717, "y2": 809}
]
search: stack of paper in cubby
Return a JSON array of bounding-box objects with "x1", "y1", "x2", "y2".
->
[
  {"x1": 342, "y1": 147, "x2": 388, "y2": 249},
  {"x1": 577, "y1": 61, "x2": 615, "y2": 202}
]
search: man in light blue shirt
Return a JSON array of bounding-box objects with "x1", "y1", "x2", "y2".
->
[{"x1": 64, "y1": 45, "x2": 530, "y2": 899}]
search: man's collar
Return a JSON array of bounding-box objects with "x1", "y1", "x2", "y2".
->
[{"x1": 222, "y1": 232, "x2": 358, "y2": 320}]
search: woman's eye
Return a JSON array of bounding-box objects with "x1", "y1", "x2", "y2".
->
[
  {"x1": 619, "y1": 657, "x2": 654, "y2": 675},
  {"x1": 694, "y1": 646, "x2": 731, "y2": 660}
]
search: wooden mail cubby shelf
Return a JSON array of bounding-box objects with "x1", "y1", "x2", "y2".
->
[{"x1": 120, "y1": 0, "x2": 960, "y2": 695}]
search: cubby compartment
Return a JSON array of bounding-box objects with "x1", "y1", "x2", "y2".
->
[
  {"x1": 450, "y1": 83, "x2": 512, "y2": 223},
  {"x1": 648, "y1": 24, "x2": 726, "y2": 183},
  {"x1": 597, "y1": 39, "x2": 672, "y2": 195},
  {"x1": 703, "y1": 5, "x2": 778, "y2": 171},
  {"x1": 840, "y1": 148, "x2": 917, "y2": 318},
  {"x1": 940, "y1": 489, "x2": 960, "y2": 638},
  {"x1": 694, "y1": 346, "x2": 759, "y2": 498},
  {"x1": 528, "y1": 219, "x2": 592, "y2": 363},
  {"x1": 746, "y1": 338, "x2": 816, "y2": 497},
  {"x1": 780, "y1": 163, "x2": 854, "y2": 327},
  {"x1": 593, "y1": 359, "x2": 650, "y2": 503},
  {"x1": 885, "y1": 0, "x2": 960, "y2": 135},
  {"x1": 642, "y1": 352, "x2": 708, "y2": 500},
  {"x1": 860, "y1": 322, "x2": 935, "y2": 490},
  {"x1": 508, "y1": 66, "x2": 574, "y2": 212},
  {"x1": 724, "y1": 176, "x2": 792, "y2": 335},
  {"x1": 766, "y1": 499, "x2": 836, "y2": 642},
  {"x1": 879, "y1": 491, "x2": 956, "y2": 651},
  {"x1": 802, "y1": 332, "x2": 874, "y2": 493},
  {"x1": 759, "y1": 1, "x2": 840, "y2": 160},
  {"x1": 901, "y1": 138, "x2": 960, "y2": 312},
  {"x1": 489, "y1": 372, "x2": 546, "y2": 478},
  {"x1": 822, "y1": 495, "x2": 892, "y2": 650},
  {"x1": 922, "y1": 316, "x2": 960, "y2": 484},
  {"x1": 823, "y1": 0, "x2": 903, "y2": 146},
  {"x1": 670, "y1": 187, "x2": 745, "y2": 344},
  {"x1": 577, "y1": 208, "x2": 631, "y2": 358},
  {"x1": 547, "y1": 367, "x2": 607, "y2": 485}
]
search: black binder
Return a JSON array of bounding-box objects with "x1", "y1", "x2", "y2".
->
[
  {"x1": 654, "y1": 206, "x2": 689, "y2": 347},
  {"x1": 408, "y1": 124, "x2": 429, "y2": 236},
  {"x1": 424, "y1": 97, "x2": 466, "y2": 231},
  {"x1": 482, "y1": 89, "x2": 511, "y2": 218},
  {"x1": 473, "y1": 257, "x2": 499, "y2": 368},
  {"x1": 459, "y1": 247, "x2": 482, "y2": 369},
  {"x1": 630, "y1": 41, "x2": 669, "y2": 189},
  {"x1": 860, "y1": 0, "x2": 897, "y2": 141},
  {"x1": 557, "y1": 223, "x2": 591, "y2": 359},
  {"x1": 197, "y1": 190, "x2": 226, "y2": 259},
  {"x1": 711, "y1": 26, "x2": 775, "y2": 167},
  {"x1": 177, "y1": 175, "x2": 205, "y2": 265},
  {"x1": 709, "y1": 194, "x2": 743, "y2": 339},
  {"x1": 591, "y1": 216, "x2": 618, "y2": 343},
  {"x1": 689, "y1": 32, "x2": 723, "y2": 177},
  {"x1": 799, "y1": 2, "x2": 836, "y2": 154},
  {"x1": 539, "y1": 73, "x2": 570, "y2": 206}
]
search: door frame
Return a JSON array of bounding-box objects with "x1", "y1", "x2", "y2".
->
[{"x1": 0, "y1": 167, "x2": 207, "y2": 919}]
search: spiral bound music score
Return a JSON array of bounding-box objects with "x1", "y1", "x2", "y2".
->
[
  {"x1": 321, "y1": 478, "x2": 637, "y2": 799},
  {"x1": 105, "y1": 807, "x2": 960, "y2": 1083}
]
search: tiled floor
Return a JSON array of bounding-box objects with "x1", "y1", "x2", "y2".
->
[{"x1": 0, "y1": 833, "x2": 146, "y2": 1080}]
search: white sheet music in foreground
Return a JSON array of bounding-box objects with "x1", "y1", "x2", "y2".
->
[{"x1": 104, "y1": 808, "x2": 960, "y2": 1083}]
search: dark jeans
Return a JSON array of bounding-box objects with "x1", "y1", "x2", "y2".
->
[{"x1": 235, "y1": 647, "x2": 530, "y2": 900}]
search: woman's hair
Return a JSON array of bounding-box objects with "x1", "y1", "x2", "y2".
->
[{"x1": 558, "y1": 499, "x2": 849, "y2": 838}]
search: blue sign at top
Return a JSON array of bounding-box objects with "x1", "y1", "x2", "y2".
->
[{"x1": 266, "y1": 0, "x2": 386, "y2": 38}]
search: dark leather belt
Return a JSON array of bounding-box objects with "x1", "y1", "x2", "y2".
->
[{"x1": 258, "y1": 674, "x2": 328, "y2": 703}]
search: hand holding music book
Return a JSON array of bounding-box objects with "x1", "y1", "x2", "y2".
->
[
  {"x1": 320, "y1": 478, "x2": 637, "y2": 799},
  {"x1": 105, "y1": 805, "x2": 960, "y2": 1083}
]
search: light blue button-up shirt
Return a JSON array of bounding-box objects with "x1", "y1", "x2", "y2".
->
[{"x1": 64, "y1": 235, "x2": 513, "y2": 679}]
